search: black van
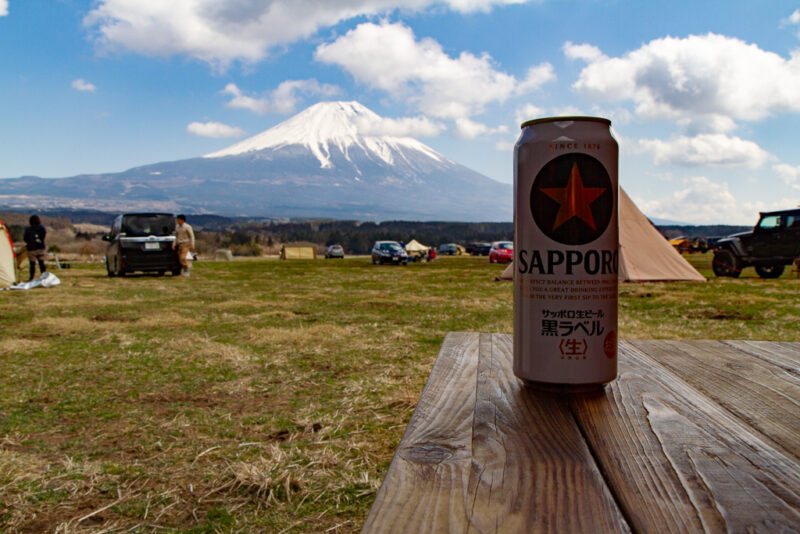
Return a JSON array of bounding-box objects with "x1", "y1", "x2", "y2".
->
[{"x1": 103, "y1": 213, "x2": 181, "y2": 276}]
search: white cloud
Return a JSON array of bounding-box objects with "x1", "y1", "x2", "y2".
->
[
  {"x1": 222, "y1": 80, "x2": 340, "y2": 115},
  {"x1": 186, "y1": 121, "x2": 246, "y2": 138},
  {"x1": 72, "y1": 78, "x2": 96, "y2": 92},
  {"x1": 563, "y1": 41, "x2": 603, "y2": 62},
  {"x1": 515, "y1": 103, "x2": 545, "y2": 124},
  {"x1": 551, "y1": 105, "x2": 584, "y2": 116},
  {"x1": 315, "y1": 21, "x2": 553, "y2": 119},
  {"x1": 567, "y1": 33, "x2": 800, "y2": 131},
  {"x1": 516, "y1": 63, "x2": 556, "y2": 93},
  {"x1": 495, "y1": 140, "x2": 515, "y2": 152},
  {"x1": 0, "y1": 0, "x2": 8, "y2": 17},
  {"x1": 354, "y1": 115, "x2": 445, "y2": 137},
  {"x1": 635, "y1": 176, "x2": 742, "y2": 224},
  {"x1": 774, "y1": 163, "x2": 800, "y2": 190},
  {"x1": 453, "y1": 117, "x2": 507, "y2": 139},
  {"x1": 84, "y1": 0, "x2": 532, "y2": 70},
  {"x1": 781, "y1": 9, "x2": 800, "y2": 37},
  {"x1": 639, "y1": 133, "x2": 771, "y2": 169}
]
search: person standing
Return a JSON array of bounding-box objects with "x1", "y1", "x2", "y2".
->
[
  {"x1": 23, "y1": 215, "x2": 47, "y2": 281},
  {"x1": 172, "y1": 214, "x2": 195, "y2": 277}
]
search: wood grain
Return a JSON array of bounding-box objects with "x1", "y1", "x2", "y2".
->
[
  {"x1": 629, "y1": 339, "x2": 800, "y2": 459},
  {"x1": 362, "y1": 332, "x2": 478, "y2": 533},
  {"x1": 362, "y1": 332, "x2": 630, "y2": 533},
  {"x1": 571, "y1": 340, "x2": 800, "y2": 533},
  {"x1": 364, "y1": 336, "x2": 800, "y2": 533}
]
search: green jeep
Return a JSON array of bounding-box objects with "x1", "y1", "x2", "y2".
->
[{"x1": 712, "y1": 208, "x2": 800, "y2": 278}]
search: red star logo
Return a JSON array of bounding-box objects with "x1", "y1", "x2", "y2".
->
[{"x1": 541, "y1": 163, "x2": 607, "y2": 231}]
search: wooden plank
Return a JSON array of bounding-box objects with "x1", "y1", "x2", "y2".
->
[
  {"x1": 571, "y1": 341, "x2": 800, "y2": 533},
  {"x1": 465, "y1": 334, "x2": 628, "y2": 534},
  {"x1": 362, "y1": 332, "x2": 479, "y2": 533},
  {"x1": 363, "y1": 333, "x2": 630, "y2": 533},
  {"x1": 630, "y1": 339, "x2": 800, "y2": 459},
  {"x1": 723, "y1": 340, "x2": 800, "y2": 368}
]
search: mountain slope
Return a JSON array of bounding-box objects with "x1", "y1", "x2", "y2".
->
[{"x1": 0, "y1": 101, "x2": 511, "y2": 221}]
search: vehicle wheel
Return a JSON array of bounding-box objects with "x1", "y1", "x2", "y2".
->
[
  {"x1": 712, "y1": 249, "x2": 741, "y2": 278},
  {"x1": 372, "y1": 256, "x2": 378, "y2": 265},
  {"x1": 172, "y1": 267, "x2": 182, "y2": 276},
  {"x1": 489, "y1": 256, "x2": 495, "y2": 263},
  {"x1": 106, "y1": 259, "x2": 115, "y2": 277},
  {"x1": 755, "y1": 264, "x2": 785, "y2": 279},
  {"x1": 113, "y1": 257, "x2": 126, "y2": 277}
]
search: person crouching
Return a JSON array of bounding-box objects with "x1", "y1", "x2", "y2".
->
[{"x1": 172, "y1": 214, "x2": 195, "y2": 277}]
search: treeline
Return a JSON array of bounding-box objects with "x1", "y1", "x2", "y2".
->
[{"x1": 215, "y1": 220, "x2": 514, "y2": 254}]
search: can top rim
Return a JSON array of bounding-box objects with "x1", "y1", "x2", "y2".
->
[{"x1": 520, "y1": 116, "x2": 611, "y2": 128}]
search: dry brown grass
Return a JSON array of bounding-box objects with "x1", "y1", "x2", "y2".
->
[{"x1": 0, "y1": 254, "x2": 797, "y2": 531}]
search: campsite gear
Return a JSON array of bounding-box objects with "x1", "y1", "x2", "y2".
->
[
  {"x1": 498, "y1": 188, "x2": 706, "y2": 282},
  {"x1": 0, "y1": 220, "x2": 16, "y2": 289},
  {"x1": 214, "y1": 249, "x2": 234, "y2": 261},
  {"x1": 513, "y1": 116, "x2": 618, "y2": 389},
  {"x1": 281, "y1": 246, "x2": 316, "y2": 259},
  {"x1": 5, "y1": 271, "x2": 60, "y2": 291}
]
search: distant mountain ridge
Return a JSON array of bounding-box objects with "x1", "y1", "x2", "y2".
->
[{"x1": 0, "y1": 101, "x2": 512, "y2": 221}]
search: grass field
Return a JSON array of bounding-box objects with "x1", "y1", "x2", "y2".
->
[{"x1": 1, "y1": 253, "x2": 798, "y2": 532}]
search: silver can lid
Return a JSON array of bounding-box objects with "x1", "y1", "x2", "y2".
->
[{"x1": 521, "y1": 116, "x2": 611, "y2": 129}]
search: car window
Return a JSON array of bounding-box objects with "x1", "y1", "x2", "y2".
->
[
  {"x1": 787, "y1": 215, "x2": 800, "y2": 228},
  {"x1": 757, "y1": 215, "x2": 781, "y2": 230},
  {"x1": 499, "y1": 242, "x2": 513, "y2": 250},
  {"x1": 121, "y1": 214, "x2": 175, "y2": 237}
]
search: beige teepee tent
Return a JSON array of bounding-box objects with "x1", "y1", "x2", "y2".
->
[
  {"x1": 405, "y1": 239, "x2": 429, "y2": 257},
  {"x1": 499, "y1": 188, "x2": 705, "y2": 282},
  {"x1": 0, "y1": 220, "x2": 17, "y2": 289}
]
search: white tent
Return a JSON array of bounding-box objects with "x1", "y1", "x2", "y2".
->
[
  {"x1": 499, "y1": 188, "x2": 705, "y2": 282},
  {"x1": 405, "y1": 239, "x2": 429, "y2": 256},
  {"x1": 0, "y1": 220, "x2": 17, "y2": 289}
]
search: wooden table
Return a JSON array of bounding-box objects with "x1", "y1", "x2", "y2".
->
[{"x1": 363, "y1": 333, "x2": 800, "y2": 533}]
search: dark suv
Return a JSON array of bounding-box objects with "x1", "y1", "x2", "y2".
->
[
  {"x1": 103, "y1": 213, "x2": 181, "y2": 276},
  {"x1": 371, "y1": 241, "x2": 408, "y2": 265},
  {"x1": 712, "y1": 208, "x2": 800, "y2": 278}
]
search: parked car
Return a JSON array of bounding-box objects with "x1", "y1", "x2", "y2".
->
[
  {"x1": 489, "y1": 241, "x2": 514, "y2": 263},
  {"x1": 438, "y1": 243, "x2": 459, "y2": 255},
  {"x1": 103, "y1": 213, "x2": 181, "y2": 276},
  {"x1": 467, "y1": 242, "x2": 492, "y2": 256},
  {"x1": 371, "y1": 241, "x2": 409, "y2": 265},
  {"x1": 325, "y1": 244, "x2": 345, "y2": 259},
  {"x1": 712, "y1": 208, "x2": 800, "y2": 278}
]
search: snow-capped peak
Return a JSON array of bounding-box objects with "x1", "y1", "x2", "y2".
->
[{"x1": 204, "y1": 101, "x2": 444, "y2": 168}]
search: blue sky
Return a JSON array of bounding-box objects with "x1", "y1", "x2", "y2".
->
[{"x1": 2, "y1": 0, "x2": 800, "y2": 224}]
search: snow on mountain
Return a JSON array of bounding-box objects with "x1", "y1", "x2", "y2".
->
[
  {"x1": 204, "y1": 101, "x2": 445, "y2": 169},
  {"x1": 0, "y1": 101, "x2": 511, "y2": 221}
]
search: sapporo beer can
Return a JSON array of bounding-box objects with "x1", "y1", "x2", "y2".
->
[{"x1": 513, "y1": 117, "x2": 618, "y2": 389}]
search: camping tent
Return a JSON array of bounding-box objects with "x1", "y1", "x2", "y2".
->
[
  {"x1": 0, "y1": 220, "x2": 17, "y2": 288},
  {"x1": 214, "y1": 249, "x2": 234, "y2": 261},
  {"x1": 405, "y1": 239, "x2": 429, "y2": 257},
  {"x1": 280, "y1": 246, "x2": 316, "y2": 260},
  {"x1": 499, "y1": 188, "x2": 706, "y2": 282}
]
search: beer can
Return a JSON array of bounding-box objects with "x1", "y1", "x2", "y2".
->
[{"x1": 513, "y1": 117, "x2": 618, "y2": 389}]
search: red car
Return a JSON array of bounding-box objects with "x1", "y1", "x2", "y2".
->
[{"x1": 489, "y1": 241, "x2": 513, "y2": 263}]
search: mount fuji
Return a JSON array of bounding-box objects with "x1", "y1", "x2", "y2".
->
[{"x1": 0, "y1": 101, "x2": 511, "y2": 221}]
